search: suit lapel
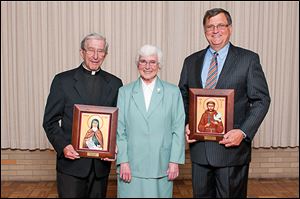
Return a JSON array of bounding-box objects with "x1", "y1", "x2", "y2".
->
[
  {"x1": 73, "y1": 66, "x2": 89, "y2": 104},
  {"x1": 194, "y1": 48, "x2": 208, "y2": 88},
  {"x1": 132, "y1": 79, "x2": 148, "y2": 121},
  {"x1": 97, "y1": 71, "x2": 112, "y2": 105},
  {"x1": 216, "y1": 44, "x2": 238, "y2": 88},
  {"x1": 147, "y1": 78, "x2": 163, "y2": 118}
]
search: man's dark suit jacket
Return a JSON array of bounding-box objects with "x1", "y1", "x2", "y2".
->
[
  {"x1": 43, "y1": 64, "x2": 123, "y2": 178},
  {"x1": 179, "y1": 43, "x2": 271, "y2": 167}
]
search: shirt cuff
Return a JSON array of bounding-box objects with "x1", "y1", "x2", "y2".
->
[{"x1": 241, "y1": 130, "x2": 247, "y2": 139}]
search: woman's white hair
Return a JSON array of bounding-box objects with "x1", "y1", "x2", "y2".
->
[{"x1": 136, "y1": 44, "x2": 163, "y2": 67}]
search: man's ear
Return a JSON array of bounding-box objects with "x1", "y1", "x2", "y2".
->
[{"x1": 80, "y1": 49, "x2": 84, "y2": 59}]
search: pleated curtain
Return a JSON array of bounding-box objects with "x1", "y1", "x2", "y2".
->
[{"x1": 1, "y1": 1, "x2": 298, "y2": 149}]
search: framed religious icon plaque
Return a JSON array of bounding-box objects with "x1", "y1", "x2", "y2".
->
[
  {"x1": 71, "y1": 104, "x2": 118, "y2": 159},
  {"x1": 189, "y1": 88, "x2": 234, "y2": 141}
]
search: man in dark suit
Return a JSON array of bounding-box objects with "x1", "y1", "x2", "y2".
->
[
  {"x1": 178, "y1": 8, "x2": 271, "y2": 198},
  {"x1": 43, "y1": 33, "x2": 123, "y2": 198}
]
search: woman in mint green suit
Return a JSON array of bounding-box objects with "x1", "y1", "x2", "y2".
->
[{"x1": 116, "y1": 45, "x2": 185, "y2": 198}]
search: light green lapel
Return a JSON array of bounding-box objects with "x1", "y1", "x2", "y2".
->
[
  {"x1": 147, "y1": 77, "x2": 163, "y2": 118},
  {"x1": 132, "y1": 79, "x2": 148, "y2": 121}
]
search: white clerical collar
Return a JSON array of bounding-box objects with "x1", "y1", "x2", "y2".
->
[{"x1": 82, "y1": 63, "x2": 100, "y2": 75}]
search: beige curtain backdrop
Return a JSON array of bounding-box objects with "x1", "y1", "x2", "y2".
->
[{"x1": 1, "y1": 1, "x2": 299, "y2": 149}]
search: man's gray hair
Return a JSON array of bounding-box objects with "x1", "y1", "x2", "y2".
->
[
  {"x1": 136, "y1": 44, "x2": 163, "y2": 66},
  {"x1": 80, "y1": 33, "x2": 109, "y2": 53}
]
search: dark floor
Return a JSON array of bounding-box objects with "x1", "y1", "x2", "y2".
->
[{"x1": 1, "y1": 178, "x2": 299, "y2": 198}]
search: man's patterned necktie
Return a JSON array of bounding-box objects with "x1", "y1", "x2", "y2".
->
[{"x1": 205, "y1": 52, "x2": 218, "y2": 89}]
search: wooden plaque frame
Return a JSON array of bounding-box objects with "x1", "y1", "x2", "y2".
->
[
  {"x1": 189, "y1": 88, "x2": 234, "y2": 141},
  {"x1": 71, "y1": 104, "x2": 118, "y2": 159}
]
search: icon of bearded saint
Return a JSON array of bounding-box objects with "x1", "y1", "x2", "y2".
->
[{"x1": 198, "y1": 101, "x2": 224, "y2": 133}]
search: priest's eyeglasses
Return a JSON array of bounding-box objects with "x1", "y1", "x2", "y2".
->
[{"x1": 84, "y1": 48, "x2": 106, "y2": 56}]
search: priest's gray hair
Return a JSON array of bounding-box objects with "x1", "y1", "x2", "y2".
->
[
  {"x1": 80, "y1": 33, "x2": 109, "y2": 53},
  {"x1": 136, "y1": 44, "x2": 163, "y2": 67}
]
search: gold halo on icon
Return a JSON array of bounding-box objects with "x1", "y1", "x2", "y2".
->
[
  {"x1": 203, "y1": 98, "x2": 219, "y2": 110},
  {"x1": 87, "y1": 115, "x2": 103, "y2": 129}
]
